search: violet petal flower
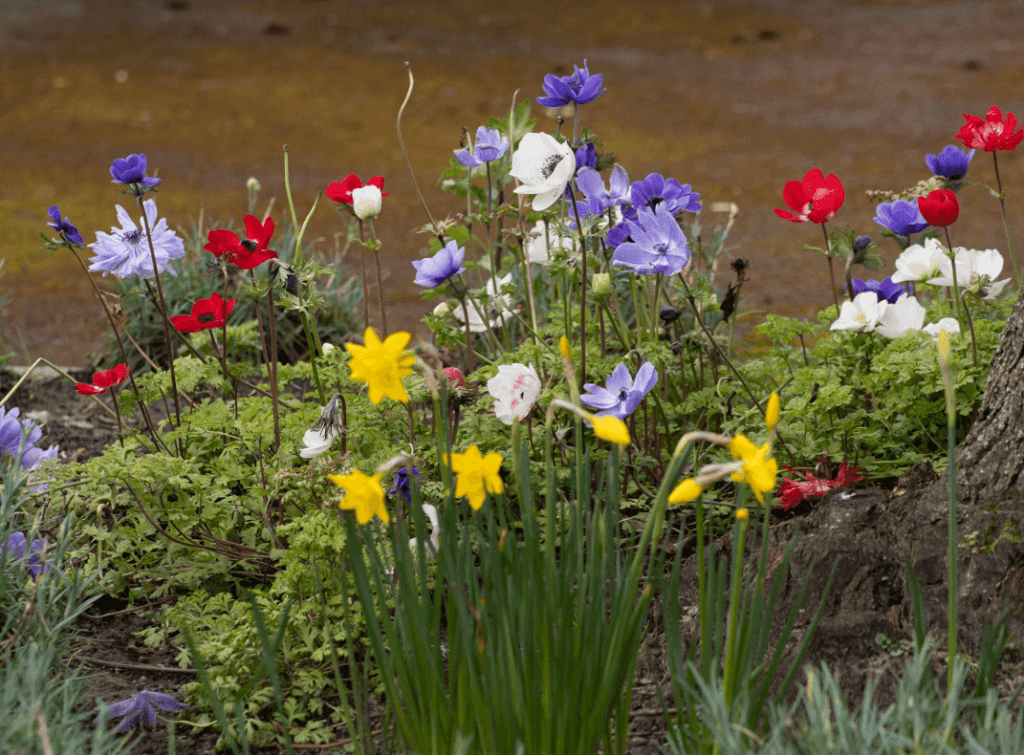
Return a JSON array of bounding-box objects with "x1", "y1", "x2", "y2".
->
[
  {"x1": 47, "y1": 205, "x2": 83, "y2": 244},
  {"x1": 88, "y1": 199, "x2": 185, "y2": 279},
  {"x1": 575, "y1": 165, "x2": 631, "y2": 213},
  {"x1": 536, "y1": 60, "x2": 606, "y2": 108},
  {"x1": 454, "y1": 126, "x2": 510, "y2": 168},
  {"x1": 389, "y1": 467, "x2": 420, "y2": 503},
  {"x1": 580, "y1": 362, "x2": 658, "y2": 420},
  {"x1": 101, "y1": 690, "x2": 187, "y2": 732},
  {"x1": 412, "y1": 240, "x2": 466, "y2": 288},
  {"x1": 0, "y1": 532, "x2": 51, "y2": 577},
  {"x1": 611, "y1": 205, "x2": 691, "y2": 276},
  {"x1": 575, "y1": 142, "x2": 597, "y2": 171},
  {"x1": 873, "y1": 199, "x2": 929, "y2": 238},
  {"x1": 630, "y1": 173, "x2": 702, "y2": 215},
  {"x1": 109, "y1": 154, "x2": 161, "y2": 187},
  {"x1": 925, "y1": 145, "x2": 975, "y2": 181},
  {"x1": 850, "y1": 276, "x2": 910, "y2": 304}
]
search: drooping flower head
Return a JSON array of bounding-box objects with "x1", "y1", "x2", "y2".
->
[
  {"x1": 926, "y1": 145, "x2": 975, "y2": 180},
  {"x1": 589, "y1": 415, "x2": 631, "y2": 445},
  {"x1": 352, "y1": 185, "x2": 383, "y2": 220},
  {"x1": 109, "y1": 154, "x2": 161, "y2": 188},
  {"x1": 454, "y1": 126, "x2": 509, "y2": 168},
  {"x1": 873, "y1": 198, "x2": 929, "y2": 239},
  {"x1": 100, "y1": 690, "x2": 186, "y2": 733},
  {"x1": 486, "y1": 363, "x2": 542, "y2": 425},
  {"x1": 510, "y1": 133, "x2": 576, "y2": 211},
  {"x1": 727, "y1": 434, "x2": 778, "y2": 505},
  {"x1": 412, "y1": 240, "x2": 466, "y2": 288},
  {"x1": 536, "y1": 60, "x2": 606, "y2": 108},
  {"x1": 75, "y1": 364, "x2": 130, "y2": 395},
  {"x1": 955, "y1": 106, "x2": 1024, "y2": 152},
  {"x1": 170, "y1": 293, "x2": 235, "y2": 333},
  {"x1": 300, "y1": 394, "x2": 342, "y2": 459},
  {"x1": 830, "y1": 291, "x2": 888, "y2": 333},
  {"x1": 326, "y1": 174, "x2": 390, "y2": 206},
  {"x1": 580, "y1": 361, "x2": 657, "y2": 420},
  {"x1": 88, "y1": 199, "x2": 185, "y2": 279},
  {"x1": 917, "y1": 189, "x2": 959, "y2": 227},
  {"x1": 850, "y1": 276, "x2": 910, "y2": 304},
  {"x1": 203, "y1": 216, "x2": 278, "y2": 269},
  {"x1": 346, "y1": 328, "x2": 416, "y2": 404},
  {"x1": 630, "y1": 173, "x2": 701, "y2": 215},
  {"x1": 611, "y1": 205, "x2": 691, "y2": 276},
  {"x1": 328, "y1": 469, "x2": 389, "y2": 524},
  {"x1": 46, "y1": 205, "x2": 83, "y2": 244},
  {"x1": 773, "y1": 169, "x2": 844, "y2": 224},
  {"x1": 447, "y1": 445, "x2": 503, "y2": 510}
]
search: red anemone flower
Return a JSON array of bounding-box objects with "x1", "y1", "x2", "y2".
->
[
  {"x1": 773, "y1": 168, "x2": 845, "y2": 224},
  {"x1": 76, "y1": 364, "x2": 130, "y2": 395},
  {"x1": 776, "y1": 460, "x2": 864, "y2": 511},
  {"x1": 917, "y1": 189, "x2": 960, "y2": 227},
  {"x1": 202, "y1": 216, "x2": 278, "y2": 270},
  {"x1": 955, "y1": 106, "x2": 1024, "y2": 152},
  {"x1": 325, "y1": 174, "x2": 390, "y2": 206},
  {"x1": 170, "y1": 292, "x2": 236, "y2": 333}
]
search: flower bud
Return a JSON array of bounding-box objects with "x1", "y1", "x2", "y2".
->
[
  {"x1": 765, "y1": 392, "x2": 781, "y2": 432},
  {"x1": 352, "y1": 184, "x2": 383, "y2": 220},
  {"x1": 246, "y1": 177, "x2": 261, "y2": 193},
  {"x1": 670, "y1": 341, "x2": 683, "y2": 355},
  {"x1": 659, "y1": 307, "x2": 679, "y2": 324},
  {"x1": 590, "y1": 415, "x2": 630, "y2": 446},
  {"x1": 853, "y1": 235, "x2": 871, "y2": 251},
  {"x1": 322, "y1": 343, "x2": 335, "y2": 354},
  {"x1": 592, "y1": 272, "x2": 613, "y2": 297},
  {"x1": 559, "y1": 336, "x2": 572, "y2": 361},
  {"x1": 433, "y1": 301, "x2": 451, "y2": 318},
  {"x1": 443, "y1": 366, "x2": 466, "y2": 388},
  {"x1": 668, "y1": 479, "x2": 703, "y2": 504},
  {"x1": 736, "y1": 508, "x2": 749, "y2": 521}
]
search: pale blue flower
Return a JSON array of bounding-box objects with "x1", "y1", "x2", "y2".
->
[
  {"x1": 88, "y1": 199, "x2": 184, "y2": 279},
  {"x1": 581, "y1": 362, "x2": 658, "y2": 420}
]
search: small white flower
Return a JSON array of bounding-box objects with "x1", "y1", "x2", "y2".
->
[
  {"x1": 510, "y1": 133, "x2": 576, "y2": 211},
  {"x1": 300, "y1": 394, "x2": 342, "y2": 459},
  {"x1": 452, "y1": 274, "x2": 513, "y2": 333},
  {"x1": 923, "y1": 317, "x2": 961, "y2": 341},
  {"x1": 487, "y1": 363, "x2": 542, "y2": 425},
  {"x1": 525, "y1": 220, "x2": 578, "y2": 265},
  {"x1": 433, "y1": 301, "x2": 451, "y2": 317},
  {"x1": 928, "y1": 247, "x2": 1010, "y2": 299},
  {"x1": 321, "y1": 343, "x2": 335, "y2": 354},
  {"x1": 351, "y1": 184, "x2": 383, "y2": 220},
  {"x1": 890, "y1": 238, "x2": 947, "y2": 284},
  {"x1": 875, "y1": 295, "x2": 926, "y2": 339},
  {"x1": 830, "y1": 291, "x2": 887, "y2": 333}
]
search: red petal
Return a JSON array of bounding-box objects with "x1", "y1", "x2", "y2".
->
[
  {"x1": 243, "y1": 215, "x2": 274, "y2": 249},
  {"x1": 773, "y1": 208, "x2": 804, "y2": 222},
  {"x1": 366, "y1": 176, "x2": 391, "y2": 197},
  {"x1": 781, "y1": 180, "x2": 809, "y2": 213},
  {"x1": 230, "y1": 248, "x2": 278, "y2": 270},
  {"x1": 325, "y1": 174, "x2": 363, "y2": 204},
  {"x1": 170, "y1": 315, "x2": 201, "y2": 333},
  {"x1": 204, "y1": 229, "x2": 241, "y2": 257},
  {"x1": 801, "y1": 168, "x2": 826, "y2": 196},
  {"x1": 75, "y1": 383, "x2": 106, "y2": 395}
]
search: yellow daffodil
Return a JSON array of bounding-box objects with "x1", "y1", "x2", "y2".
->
[
  {"x1": 346, "y1": 327, "x2": 416, "y2": 404},
  {"x1": 765, "y1": 393, "x2": 781, "y2": 432},
  {"x1": 447, "y1": 445, "x2": 504, "y2": 510},
  {"x1": 727, "y1": 433, "x2": 777, "y2": 504},
  {"x1": 668, "y1": 478, "x2": 703, "y2": 504},
  {"x1": 559, "y1": 336, "x2": 572, "y2": 361},
  {"x1": 590, "y1": 415, "x2": 631, "y2": 446},
  {"x1": 328, "y1": 469, "x2": 389, "y2": 524}
]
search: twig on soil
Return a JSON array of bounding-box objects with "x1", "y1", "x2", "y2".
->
[{"x1": 75, "y1": 656, "x2": 197, "y2": 675}]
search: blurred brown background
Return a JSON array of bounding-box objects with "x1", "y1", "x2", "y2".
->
[{"x1": 2, "y1": 0, "x2": 1023, "y2": 365}]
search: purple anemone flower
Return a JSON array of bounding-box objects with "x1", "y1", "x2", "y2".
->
[
  {"x1": 99, "y1": 690, "x2": 187, "y2": 732},
  {"x1": 574, "y1": 165, "x2": 630, "y2": 213},
  {"x1": 454, "y1": 126, "x2": 509, "y2": 168},
  {"x1": 926, "y1": 145, "x2": 975, "y2": 181},
  {"x1": 88, "y1": 199, "x2": 185, "y2": 279},
  {"x1": 575, "y1": 142, "x2": 597, "y2": 171},
  {"x1": 873, "y1": 199, "x2": 929, "y2": 239},
  {"x1": 389, "y1": 467, "x2": 420, "y2": 503},
  {"x1": 581, "y1": 362, "x2": 658, "y2": 420},
  {"x1": 611, "y1": 205, "x2": 691, "y2": 275},
  {"x1": 851, "y1": 276, "x2": 910, "y2": 304},
  {"x1": 1, "y1": 532, "x2": 51, "y2": 577},
  {"x1": 630, "y1": 173, "x2": 701, "y2": 215},
  {"x1": 47, "y1": 205, "x2": 83, "y2": 244},
  {"x1": 412, "y1": 240, "x2": 466, "y2": 288},
  {"x1": 536, "y1": 60, "x2": 606, "y2": 108},
  {"x1": 109, "y1": 153, "x2": 161, "y2": 187},
  {"x1": 853, "y1": 235, "x2": 872, "y2": 251}
]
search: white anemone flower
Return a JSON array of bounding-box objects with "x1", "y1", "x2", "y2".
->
[
  {"x1": 830, "y1": 291, "x2": 887, "y2": 333},
  {"x1": 928, "y1": 248, "x2": 1010, "y2": 299},
  {"x1": 300, "y1": 394, "x2": 342, "y2": 459},
  {"x1": 452, "y1": 274, "x2": 513, "y2": 333},
  {"x1": 923, "y1": 318, "x2": 961, "y2": 341},
  {"x1": 890, "y1": 237, "x2": 947, "y2": 284},
  {"x1": 525, "y1": 220, "x2": 578, "y2": 265},
  {"x1": 875, "y1": 295, "x2": 926, "y2": 339},
  {"x1": 510, "y1": 133, "x2": 576, "y2": 211},
  {"x1": 407, "y1": 504, "x2": 441, "y2": 553},
  {"x1": 487, "y1": 363, "x2": 542, "y2": 425},
  {"x1": 351, "y1": 184, "x2": 383, "y2": 220}
]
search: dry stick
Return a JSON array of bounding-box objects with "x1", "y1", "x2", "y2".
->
[
  {"x1": 266, "y1": 276, "x2": 281, "y2": 448},
  {"x1": 66, "y1": 246, "x2": 164, "y2": 448},
  {"x1": 76, "y1": 656, "x2": 197, "y2": 675}
]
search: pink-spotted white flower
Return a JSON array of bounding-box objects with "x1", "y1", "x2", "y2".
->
[{"x1": 486, "y1": 363, "x2": 542, "y2": 425}]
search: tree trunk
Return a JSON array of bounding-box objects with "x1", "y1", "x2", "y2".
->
[{"x1": 958, "y1": 287, "x2": 1024, "y2": 503}]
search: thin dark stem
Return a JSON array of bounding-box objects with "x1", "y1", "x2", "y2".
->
[
  {"x1": 267, "y1": 277, "x2": 281, "y2": 449},
  {"x1": 943, "y1": 226, "x2": 964, "y2": 326},
  {"x1": 960, "y1": 295, "x2": 979, "y2": 367},
  {"x1": 567, "y1": 185, "x2": 587, "y2": 388},
  {"x1": 992, "y1": 152, "x2": 1021, "y2": 286},
  {"x1": 486, "y1": 162, "x2": 497, "y2": 275},
  {"x1": 398, "y1": 62, "x2": 443, "y2": 239},
  {"x1": 358, "y1": 219, "x2": 369, "y2": 332},
  {"x1": 248, "y1": 270, "x2": 272, "y2": 378},
  {"x1": 367, "y1": 219, "x2": 387, "y2": 337},
  {"x1": 222, "y1": 265, "x2": 238, "y2": 418},
  {"x1": 821, "y1": 222, "x2": 840, "y2": 312}
]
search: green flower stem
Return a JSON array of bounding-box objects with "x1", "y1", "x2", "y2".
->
[
  {"x1": 821, "y1": 221, "x2": 840, "y2": 313},
  {"x1": 366, "y1": 218, "x2": 388, "y2": 337},
  {"x1": 694, "y1": 493, "x2": 708, "y2": 665},
  {"x1": 651, "y1": 274, "x2": 663, "y2": 343},
  {"x1": 282, "y1": 146, "x2": 300, "y2": 265},
  {"x1": 601, "y1": 300, "x2": 630, "y2": 351},
  {"x1": 629, "y1": 275, "x2": 646, "y2": 344},
  {"x1": 943, "y1": 226, "x2": 965, "y2": 327},
  {"x1": 567, "y1": 185, "x2": 588, "y2": 387},
  {"x1": 515, "y1": 238, "x2": 540, "y2": 345},
  {"x1": 992, "y1": 152, "x2": 1021, "y2": 287},
  {"x1": 300, "y1": 311, "x2": 327, "y2": 405},
  {"x1": 960, "y1": 295, "x2": 979, "y2": 367},
  {"x1": 723, "y1": 490, "x2": 750, "y2": 709},
  {"x1": 939, "y1": 342, "x2": 958, "y2": 691},
  {"x1": 266, "y1": 277, "x2": 281, "y2": 449},
  {"x1": 486, "y1": 162, "x2": 496, "y2": 275},
  {"x1": 358, "y1": 220, "x2": 369, "y2": 332}
]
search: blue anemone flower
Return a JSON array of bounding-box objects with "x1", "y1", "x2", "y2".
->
[
  {"x1": 0, "y1": 532, "x2": 51, "y2": 577},
  {"x1": 575, "y1": 165, "x2": 630, "y2": 214},
  {"x1": 925, "y1": 145, "x2": 975, "y2": 181},
  {"x1": 454, "y1": 126, "x2": 509, "y2": 168},
  {"x1": 389, "y1": 467, "x2": 421, "y2": 503},
  {"x1": 611, "y1": 205, "x2": 691, "y2": 275},
  {"x1": 412, "y1": 240, "x2": 466, "y2": 289},
  {"x1": 109, "y1": 153, "x2": 161, "y2": 187},
  {"x1": 536, "y1": 60, "x2": 606, "y2": 108},
  {"x1": 575, "y1": 142, "x2": 597, "y2": 171},
  {"x1": 851, "y1": 276, "x2": 910, "y2": 304},
  {"x1": 100, "y1": 690, "x2": 186, "y2": 732},
  {"x1": 581, "y1": 362, "x2": 658, "y2": 420},
  {"x1": 47, "y1": 205, "x2": 83, "y2": 244},
  {"x1": 631, "y1": 173, "x2": 701, "y2": 215},
  {"x1": 873, "y1": 199, "x2": 929, "y2": 238}
]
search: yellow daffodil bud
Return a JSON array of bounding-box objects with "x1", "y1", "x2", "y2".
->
[
  {"x1": 937, "y1": 328, "x2": 950, "y2": 362},
  {"x1": 668, "y1": 478, "x2": 703, "y2": 504},
  {"x1": 736, "y1": 508, "x2": 749, "y2": 521},
  {"x1": 590, "y1": 415, "x2": 630, "y2": 446},
  {"x1": 765, "y1": 393, "x2": 781, "y2": 432},
  {"x1": 559, "y1": 336, "x2": 572, "y2": 361},
  {"x1": 592, "y1": 272, "x2": 613, "y2": 297}
]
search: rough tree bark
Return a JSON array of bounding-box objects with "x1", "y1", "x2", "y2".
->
[{"x1": 958, "y1": 286, "x2": 1024, "y2": 503}]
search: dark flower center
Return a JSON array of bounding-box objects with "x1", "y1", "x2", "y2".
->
[
  {"x1": 568, "y1": 74, "x2": 583, "y2": 94},
  {"x1": 198, "y1": 312, "x2": 216, "y2": 324},
  {"x1": 121, "y1": 229, "x2": 142, "y2": 244},
  {"x1": 618, "y1": 389, "x2": 629, "y2": 401},
  {"x1": 240, "y1": 238, "x2": 259, "y2": 252},
  {"x1": 541, "y1": 154, "x2": 564, "y2": 179},
  {"x1": 654, "y1": 243, "x2": 668, "y2": 256}
]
